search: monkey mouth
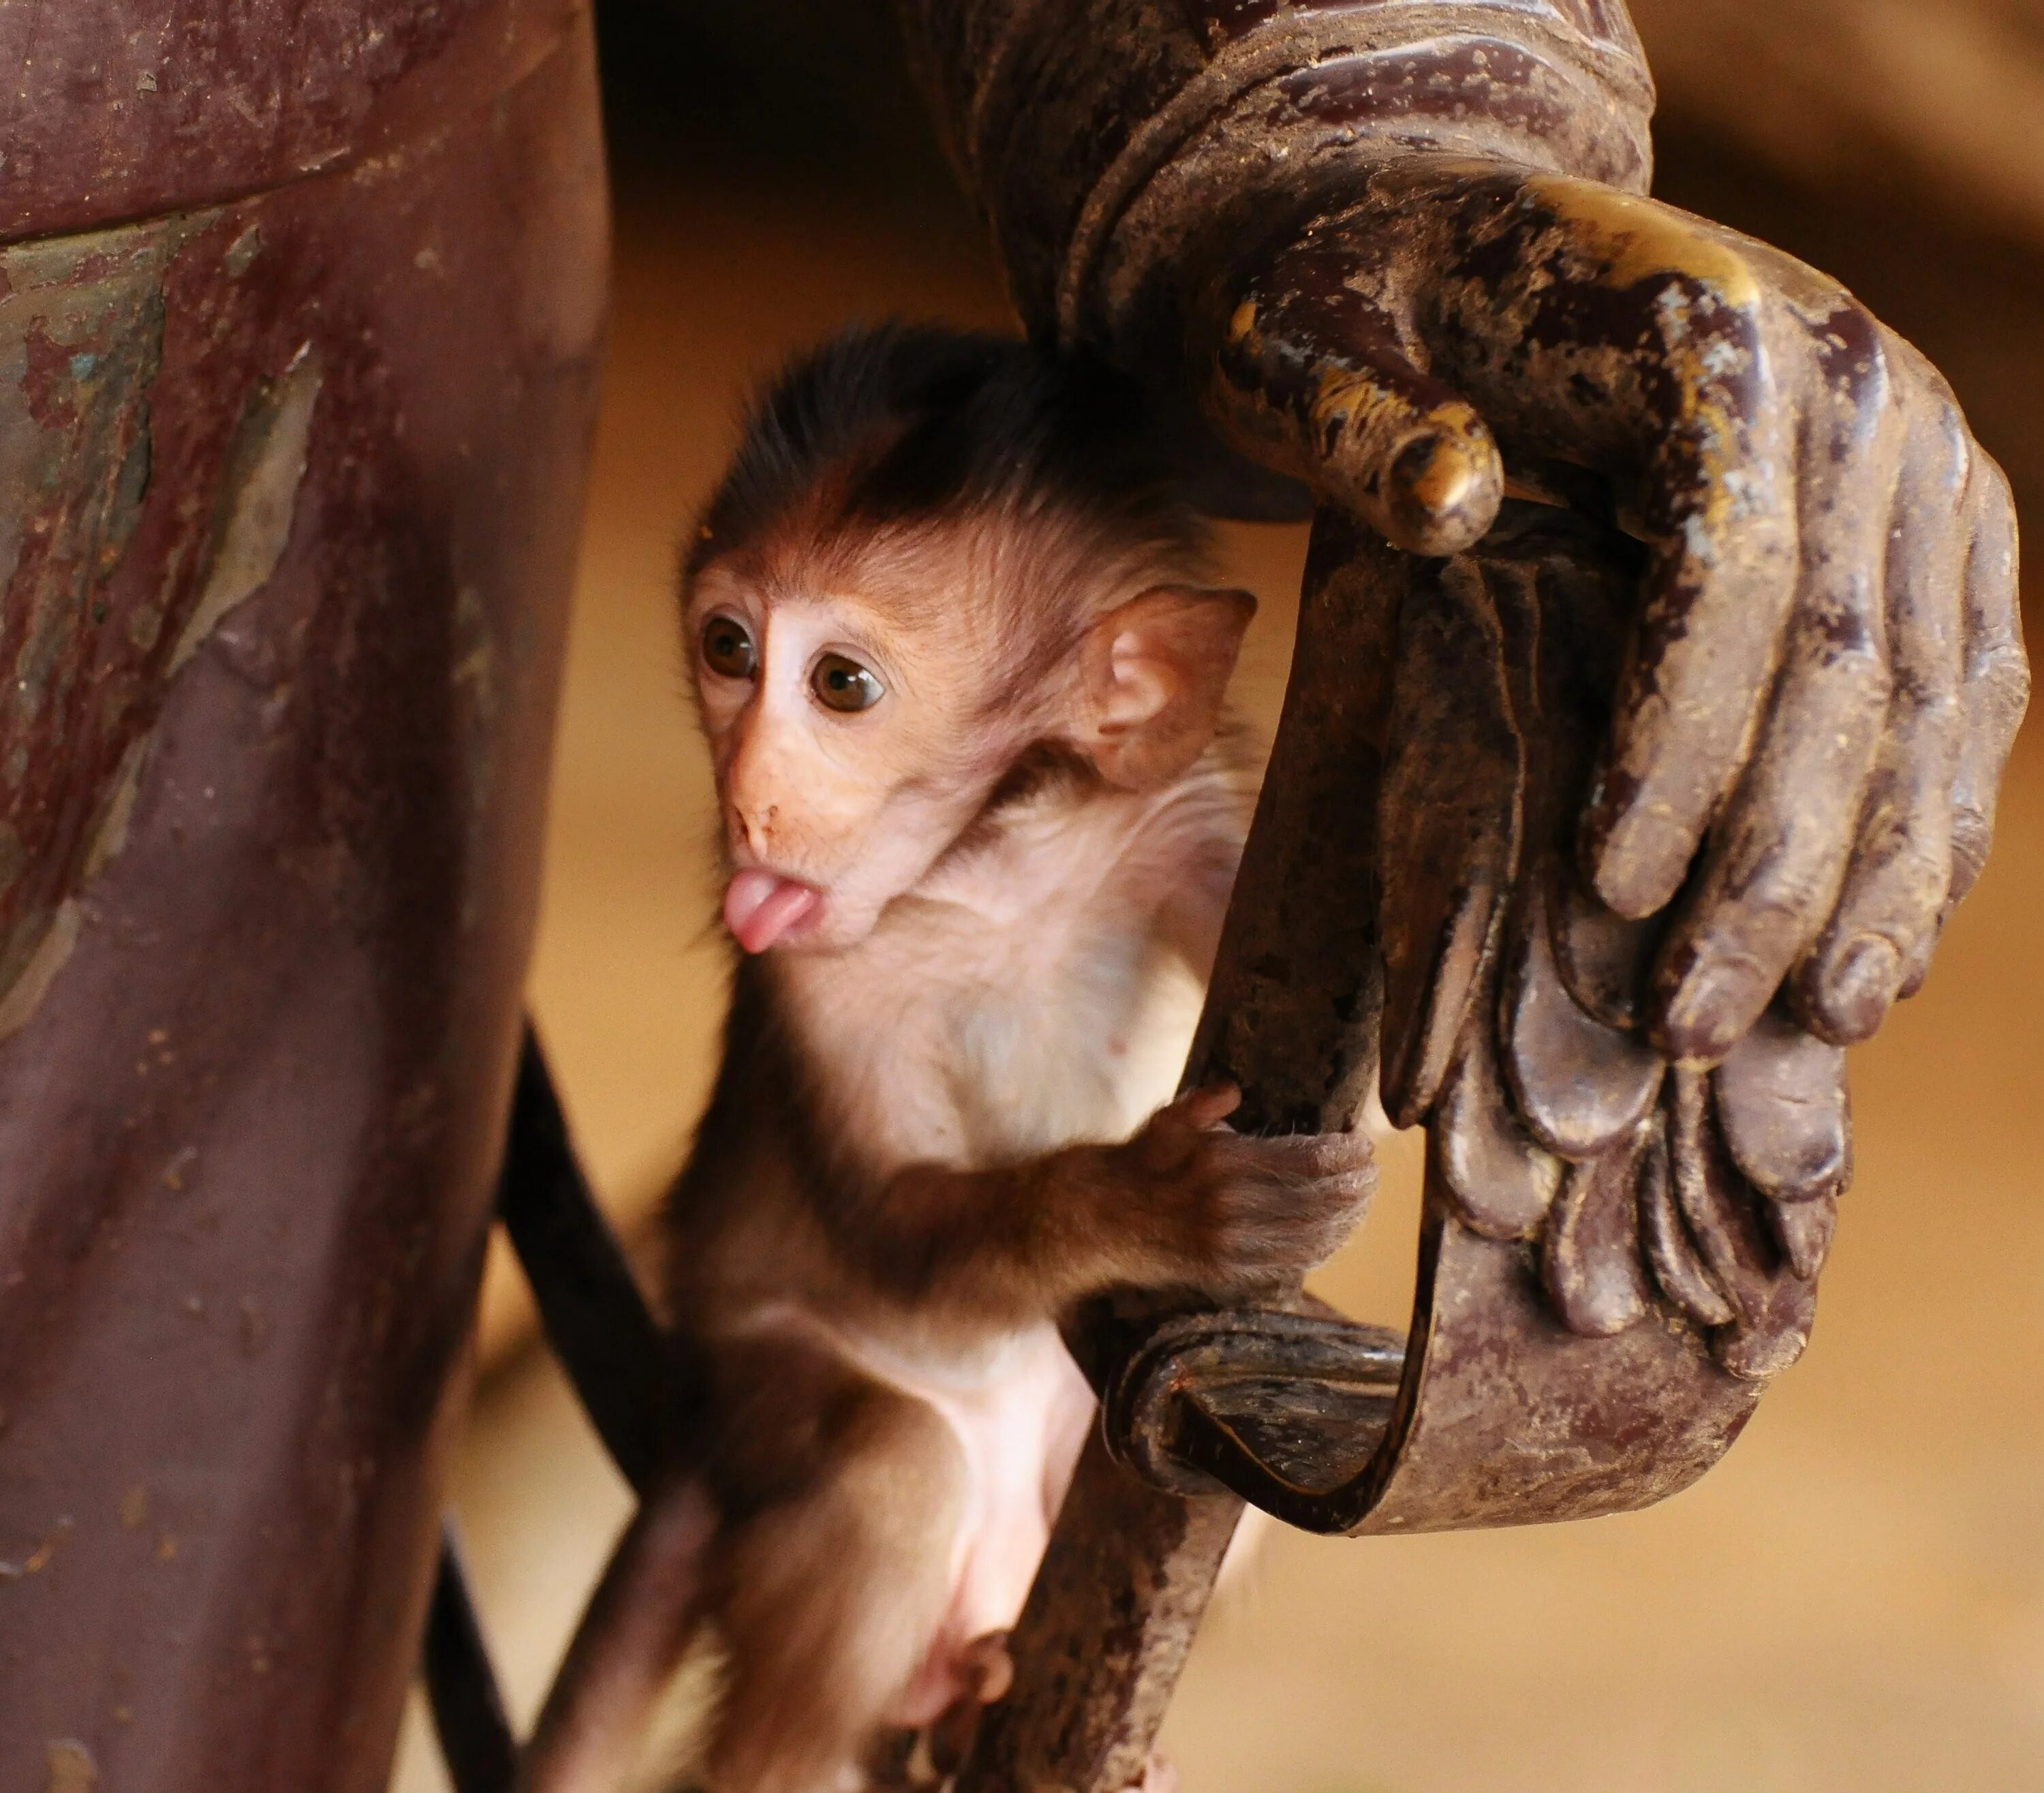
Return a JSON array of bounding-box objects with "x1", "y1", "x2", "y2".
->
[{"x1": 724, "y1": 867, "x2": 824, "y2": 953}]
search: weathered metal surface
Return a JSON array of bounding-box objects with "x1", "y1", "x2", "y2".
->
[
  {"x1": 1059, "y1": 511, "x2": 1778, "y2": 1544},
  {"x1": 898, "y1": 3, "x2": 2025, "y2": 1785},
  {"x1": 0, "y1": 0, "x2": 585, "y2": 243},
  {"x1": 897, "y1": 0, "x2": 1652, "y2": 367},
  {"x1": 957, "y1": 1430, "x2": 1245, "y2": 1793},
  {"x1": 1105, "y1": 1305, "x2": 1405, "y2": 1505},
  {"x1": 0, "y1": 5, "x2": 607, "y2": 1788}
]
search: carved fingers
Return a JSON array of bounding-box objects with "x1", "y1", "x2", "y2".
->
[
  {"x1": 1951, "y1": 449, "x2": 2029, "y2": 907},
  {"x1": 1203, "y1": 162, "x2": 2024, "y2": 1060},
  {"x1": 1376, "y1": 554, "x2": 1521, "y2": 1125},
  {"x1": 1388, "y1": 515, "x2": 1843, "y2": 1380},
  {"x1": 1498, "y1": 179, "x2": 1803, "y2": 934},
  {"x1": 1442, "y1": 183, "x2": 2026, "y2": 1057},
  {"x1": 1187, "y1": 162, "x2": 2018, "y2": 1383},
  {"x1": 1799, "y1": 380, "x2": 2026, "y2": 1039},
  {"x1": 1249, "y1": 165, "x2": 1803, "y2": 936},
  {"x1": 1201, "y1": 224, "x2": 1503, "y2": 558},
  {"x1": 1646, "y1": 294, "x2": 1897, "y2": 1060}
]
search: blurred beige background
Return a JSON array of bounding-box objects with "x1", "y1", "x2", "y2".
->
[{"x1": 394, "y1": 5, "x2": 2044, "y2": 1788}]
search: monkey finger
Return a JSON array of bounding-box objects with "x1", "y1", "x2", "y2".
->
[
  {"x1": 1795, "y1": 366, "x2": 1969, "y2": 1043},
  {"x1": 960, "y1": 1632, "x2": 1015, "y2": 1705},
  {"x1": 1195, "y1": 1195, "x2": 1369, "y2": 1285},
  {"x1": 1195, "y1": 1121, "x2": 1368, "y2": 1182},
  {"x1": 1650, "y1": 309, "x2": 1896, "y2": 1062},
  {"x1": 1211, "y1": 1137, "x2": 1376, "y2": 1220},
  {"x1": 1176, "y1": 1082, "x2": 1244, "y2": 1131},
  {"x1": 1199, "y1": 1130, "x2": 1374, "y2": 1252},
  {"x1": 1205, "y1": 244, "x2": 1503, "y2": 557},
  {"x1": 1282, "y1": 1123, "x2": 1376, "y2": 1173},
  {"x1": 1130, "y1": 1084, "x2": 1241, "y2": 1176}
]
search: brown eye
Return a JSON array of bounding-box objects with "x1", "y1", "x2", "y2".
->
[
  {"x1": 702, "y1": 615, "x2": 756, "y2": 679},
  {"x1": 811, "y1": 653, "x2": 884, "y2": 714}
]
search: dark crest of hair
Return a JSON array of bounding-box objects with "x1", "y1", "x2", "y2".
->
[{"x1": 686, "y1": 322, "x2": 1207, "y2": 581}]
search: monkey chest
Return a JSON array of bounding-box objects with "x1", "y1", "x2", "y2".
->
[{"x1": 937, "y1": 940, "x2": 1204, "y2": 1163}]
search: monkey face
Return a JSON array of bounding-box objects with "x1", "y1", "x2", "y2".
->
[
  {"x1": 688, "y1": 568, "x2": 1033, "y2": 955},
  {"x1": 686, "y1": 519, "x2": 1256, "y2": 959}
]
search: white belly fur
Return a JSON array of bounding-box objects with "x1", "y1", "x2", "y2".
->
[{"x1": 726, "y1": 1302, "x2": 1097, "y2": 1726}]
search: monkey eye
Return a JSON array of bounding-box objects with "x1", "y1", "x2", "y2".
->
[
  {"x1": 701, "y1": 615, "x2": 757, "y2": 680},
  {"x1": 811, "y1": 652, "x2": 885, "y2": 714}
]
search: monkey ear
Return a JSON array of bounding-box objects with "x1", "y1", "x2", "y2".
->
[{"x1": 1079, "y1": 585, "x2": 1256, "y2": 789}]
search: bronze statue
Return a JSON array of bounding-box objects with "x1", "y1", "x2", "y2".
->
[
  {"x1": 0, "y1": 7, "x2": 610, "y2": 1788},
  {"x1": 0, "y1": 3, "x2": 2022, "y2": 1790},
  {"x1": 884, "y1": 6, "x2": 2024, "y2": 1783}
]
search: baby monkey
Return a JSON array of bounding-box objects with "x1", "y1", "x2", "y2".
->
[{"x1": 521, "y1": 326, "x2": 1372, "y2": 1793}]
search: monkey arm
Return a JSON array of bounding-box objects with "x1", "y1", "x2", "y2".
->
[
  {"x1": 827, "y1": 1109, "x2": 1368, "y2": 1328},
  {"x1": 895, "y1": 0, "x2": 2026, "y2": 1067}
]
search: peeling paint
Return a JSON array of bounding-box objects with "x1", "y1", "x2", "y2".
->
[
  {"x1": 44, "y1": 1740, "x2": 97, "y2": 1793},
  {"x1": 0, "y1": 245, "x2": 322, "y2": 1029},
  {"x1": 0, "y1": 899, "x2": 82, "y2": 1041},
  {"x1": 223, "y1": 225, "x2": 263, "y2": 278},
  {"x1": 82, "y1": 739, "x2": 147, "y2": 880},
  {"x1": 169, "y1": 346, "x2": 322, "y2": 673},
  {"x1": 0, "y1": 217, "x2": 193, "y2": 1007},
  {"x1": 0, "y1": 730, "x2": 144, "y2": 1041}
]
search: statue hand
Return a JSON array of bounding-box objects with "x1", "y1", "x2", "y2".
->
[{"x1": 1201, "y1": 159, "x2": 2027, "y2": 1060}]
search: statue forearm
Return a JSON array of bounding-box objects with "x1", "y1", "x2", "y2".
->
[{"x1": 895, "y1": 0, "x2": 1655, "y2": 362}]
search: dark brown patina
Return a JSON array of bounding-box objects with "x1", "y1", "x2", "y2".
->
[{"x1": 0, "y1": 7, "x2": 607, "y2": 1788}]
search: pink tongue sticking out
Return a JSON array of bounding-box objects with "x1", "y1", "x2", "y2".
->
[{"x1": 724, "y1": 868, "x2": 822, "y2": 953}]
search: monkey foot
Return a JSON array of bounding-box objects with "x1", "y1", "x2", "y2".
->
[
  {"x1": 1126, "y1": 1750, "x2": 1180, "y2": 1793},
  {"x1": 921, "y1": 1630, "x2": 1015, "y2": 1779},
  {"x1": 867, "y1": 1631, "x2": 1020, "y2": 1788}
]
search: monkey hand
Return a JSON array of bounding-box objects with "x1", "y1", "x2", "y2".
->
[
  {"x1": 1114, "y1": 1084, "x2": 1373, "y2": 1296},
  {"x1": 1201, "y1": 159, "x2": 2026, "y2": 1062}
]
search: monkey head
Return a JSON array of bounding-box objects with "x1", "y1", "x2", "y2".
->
[{"x1": 681, "y1": 325, "x2": 1255, "y2": 957}]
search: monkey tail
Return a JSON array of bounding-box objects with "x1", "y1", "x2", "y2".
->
[{"x1": 516, "y1": 1474, "x2": 724, "y2": 1793}]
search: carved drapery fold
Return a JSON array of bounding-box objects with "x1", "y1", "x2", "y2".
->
[{"x1": 897, "y1": 0, "x2": 1653, "y2": 369}]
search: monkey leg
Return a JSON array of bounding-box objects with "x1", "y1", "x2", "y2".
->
[
  {"x1": 703, "y1": 1379, "x2": 967, "y2": 1793},
  {"x1": 519, "y1": 1475, "x2": 721, "y2": 1793}
]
